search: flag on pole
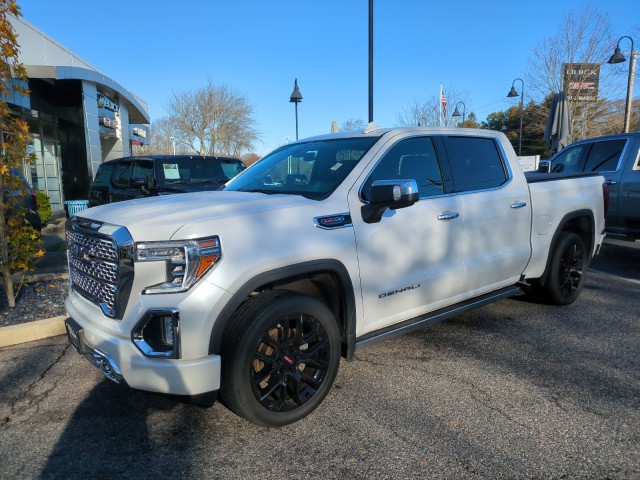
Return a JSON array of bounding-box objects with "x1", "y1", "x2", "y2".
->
[
  {"x1": 439, "y1": 84, "x2": 447, "y2": 127},
  {"x1": 440, "y1": 89, "x2": 448, "y2": 118}
]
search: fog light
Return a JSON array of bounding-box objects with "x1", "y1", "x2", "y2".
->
[
  {"x1": 162, "y1": 315, "x2": 175, "y2": 346},
  {"x1": 132, "y1": 309, "x2": 180, "y2": 358}
]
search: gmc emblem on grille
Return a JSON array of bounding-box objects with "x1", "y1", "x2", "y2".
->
[{"x1": 76, "y1": 245, "x2": 95, "y2": 263}]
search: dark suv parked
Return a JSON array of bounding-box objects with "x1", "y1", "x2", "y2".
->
[
  {"x1": 545, "y1": 133, "x2": 640, "y2": 239},
  {"x1": 88, "y1": 155, "x2": 245, "y2": 207}
]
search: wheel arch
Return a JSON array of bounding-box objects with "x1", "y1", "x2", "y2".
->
[
  {"x1": 208, "y1": 259, "x2": 357, "y2": 359},
  {"x1": 538, "y1": 209, "x2": 595, "y2": 287}
]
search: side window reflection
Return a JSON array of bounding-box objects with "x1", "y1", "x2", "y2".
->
[{"x1": 362, "y1": 137, "x2": 444, "y2": 201}]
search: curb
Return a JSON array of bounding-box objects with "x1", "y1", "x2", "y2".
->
[
  {"x1": 0, "y1": 315, "x2": 67, "y2": 348},
  {"x1": 1, "y1": 272, "x2": 69, "y2": 348}
]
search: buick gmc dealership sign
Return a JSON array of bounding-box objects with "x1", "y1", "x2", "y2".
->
[
  {"x1": 98, "y1": 92, "x2": 119, "y2": 137},
  {"x1": 98, "y1": 93, "x2": 120, "y2": 113},
  {"x1": 563, "y1": 63, "x2": 600, "y2": 104}
]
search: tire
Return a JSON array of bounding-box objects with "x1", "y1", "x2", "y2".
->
[
  {"x1": 220, "y1": 290, "x2": 341, "y2": 427},
  {"x1": 543, "y1": 232, "x2": 587, "y2": 306}
]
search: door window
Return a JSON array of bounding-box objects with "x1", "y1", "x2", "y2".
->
[
  {"x1": 550, "y1": 144, "x2": 586, "y2": 173},
  {"x1": 442, "y1": 136, "x2": 507, "y2": 191},
  {"x1": 583, "y1": 139, "x2": 626, "y2": 172},
  {"x1": 92, "y1": 163, "x2": 114, "y2": 186},
  {"x1": 113, "y1": 161, "x2": 133, "y2": 186},
  {"x1": 131, "y1": 160, "x2": 153, "y2": 179},
  {"x1": 362, "y1": 136, "x2": 444, "y2": 200}
]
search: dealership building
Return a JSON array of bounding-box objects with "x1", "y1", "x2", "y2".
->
[{"x1": 6, "y1": 15, "x2": 150, "y2": 213}]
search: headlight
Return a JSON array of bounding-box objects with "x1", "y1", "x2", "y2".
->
[{"x1": 136, "y1": 236, "x2": 221, "y2": 294}]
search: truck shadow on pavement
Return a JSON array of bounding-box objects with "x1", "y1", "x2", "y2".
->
[{"x1": 39, "y1": 379, "x2": 232, "y2": 478}]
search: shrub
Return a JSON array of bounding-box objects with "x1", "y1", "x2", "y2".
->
[{"x1": 37, "y1": 190, "x2": 52, "y2": 225}]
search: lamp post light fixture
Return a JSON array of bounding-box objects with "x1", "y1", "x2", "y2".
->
[
  {"x1": 607, "y1": 36, "x2": 637, "y2": 134},
  {"x1": 452, "y1": 101, "x2": 466, "y2": 125},
  {"x1": 507, "y1": 78, "x2": 525, "y2": 156},
  {"x1": 289, "y1": 78, "x2": 303, "y2": 140}
]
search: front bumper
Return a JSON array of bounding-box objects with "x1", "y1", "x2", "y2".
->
[{"x1": 64, "y1": 315, "x2": 222, "y2": 397}]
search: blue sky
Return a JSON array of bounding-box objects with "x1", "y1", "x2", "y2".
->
[{"x1": 20, "y1": 0, "x2": 638, "y2": 156}]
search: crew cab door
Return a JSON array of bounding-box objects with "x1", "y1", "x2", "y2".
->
[
  {"x1": 441, "y1": 135, "x2": 532, "y2": 293},
  {"x1": 349, "y1": 135, "x2": 465, "y2": 334},
  {"x1": 88, "y1": 162, "x2": 114, "y2": 207},
  {"x1": 580, "y1": 137, "x2": 628, "y2": 231},
  {"x1": 620, "y1": 147, "x2": 640, "y2": 236}
]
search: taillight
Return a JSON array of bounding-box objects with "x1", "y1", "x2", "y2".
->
[{"x1": 602, "y1": 182, "x2": 609, "y2": 215}]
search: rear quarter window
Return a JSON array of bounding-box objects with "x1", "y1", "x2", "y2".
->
[{"x1": 443, "y1": 136, "x2": 508, "y2": 192}]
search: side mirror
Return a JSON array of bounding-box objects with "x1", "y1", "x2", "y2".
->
[
  {"x1": 130, "y1": 176, "x2": 155, "y2": 194},
  {"x1": 130, "y1": 176, "x2": 146, "y2": 188},
  {"x1": 538, "y1": 160, "x2": 551, "y2": 173},
  {"x1": 361, "y1": 179, "x2": 419, "y2": 224}
]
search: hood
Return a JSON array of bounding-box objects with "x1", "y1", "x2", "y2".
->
[{"x1": 78, "y1": 191, "x2": 312, "y2": 240}]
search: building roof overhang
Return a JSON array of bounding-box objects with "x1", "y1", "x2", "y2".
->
[{"x1": 24, "y1": 65, "x2": 149, "y2": 124}]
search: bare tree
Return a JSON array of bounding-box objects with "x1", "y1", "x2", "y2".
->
[
  {"x1": 396, "y1": 88, "x2": 471, "y2": 127},
  {"x1": 396, "y1": 96, "x2": 439, "y2": 127},
  {"x1": 525, "y1": 5, "x2": 625, "y2": 140},
  {"x1": 138, "y1": 117, "x2": 194, "y2": 156},
  {"x1": 166, "y1": 79, "x2": 261, "y2": 157},
  {"x1": 341, "y1": 118, "x2": 367, "y2": 132}
]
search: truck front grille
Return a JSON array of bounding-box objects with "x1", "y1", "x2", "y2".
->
[{"x1": 66, "y1": 218, "x2": 135, "y2": 319}]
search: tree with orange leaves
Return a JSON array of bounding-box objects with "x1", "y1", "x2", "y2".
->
[{"x1": 0, "y1": 0, "x2": 44, "y2": 308}]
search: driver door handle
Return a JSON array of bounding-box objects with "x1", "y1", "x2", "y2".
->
[
  {"x1": 510, "y1": 201, "x2": 527, "y2": 209},
  {"x1": 438, "y1": 212, "x2": 460, "y2": 221}
]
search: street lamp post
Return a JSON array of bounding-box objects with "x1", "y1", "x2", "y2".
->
[
  {"x1": 289, "y1": 78, "x2": 303, "y2": 141},
  {"x1": 169, "y1": 136, "x2": 176, "y2": 155},
  {"x1": 369, "y1": 0, "x2": 374, "y2": 123},
  {"x1": 452, "y1": 101, "x2": 466, "y2": 125},
  {"x1": 607, "y1": 36, "x2": 637, "y2": 134},
  {"x1": 507, "y1": 78, "x2": 525, "y2": 156}
]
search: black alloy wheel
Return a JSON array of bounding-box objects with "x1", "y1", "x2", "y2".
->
[
  {"x1": 221, "y1": 290, "x2": 340, "y2": 427},
  {"x1": 544, "y1": 232, "x2": 587, "y2": 305},
  {"x1": 250, "y1": 312, "x2": 331, "y2": 412}
]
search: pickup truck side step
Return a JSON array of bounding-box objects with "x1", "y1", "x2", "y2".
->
[{"x1": 354, "y1": 285, "x2": 522, "y2": 352}]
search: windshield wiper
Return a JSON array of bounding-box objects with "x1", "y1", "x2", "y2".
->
[
  {"x1": 242, "y1": 188, "x2": 280, "y2": 195},
  {"x1": 163, "y1": 180, "x2": 191, "y2": 185},
  {"x1": 191, "y1": 179, "x2": 225, "y2": 184}
]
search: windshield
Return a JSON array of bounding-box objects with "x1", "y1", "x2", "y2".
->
[
  {"x1": 224, "y1": 137, "x2": 379, "y2": 199},
  {"x1": 158, "y1": 157, "x2": 244, "y2": 185}
]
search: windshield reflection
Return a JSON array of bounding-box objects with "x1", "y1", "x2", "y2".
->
[{"x1": 225, "y1": 137, "x2": 379, "y2": 199}]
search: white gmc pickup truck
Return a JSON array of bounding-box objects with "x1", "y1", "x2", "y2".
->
[{"x1": 64, "y1": 126, "x2": 607, "y2": 427}]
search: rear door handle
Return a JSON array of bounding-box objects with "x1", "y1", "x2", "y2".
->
[
  {"x1": 510, "y1": 201, "x2": 527, "y2": 209},
  {"x1": 438, "y1": 212, "x2": 460, "y2": 221},
  {"x1": 605, "y1": 180, "x2": 617, "y2": 185}
]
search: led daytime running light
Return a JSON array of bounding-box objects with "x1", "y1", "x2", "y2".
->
[{"x1": 136, "y1": 237, "x2": 221, "y2": 294}]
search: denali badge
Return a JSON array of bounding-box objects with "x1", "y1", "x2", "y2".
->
[
  {"x1": 379, "y1": 284, "x2": 421, "y2": 299},
  {"x1": 314, "y1": 213, "x2": 352, "y2": 230}
]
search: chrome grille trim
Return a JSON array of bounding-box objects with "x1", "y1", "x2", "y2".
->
[{"x1": 66, "y1": 216, "x2": 135, "y2": 319}]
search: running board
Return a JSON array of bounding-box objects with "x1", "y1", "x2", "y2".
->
[{"x1": 354, "y1": 285, "x2": 522, "y2": 352}]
